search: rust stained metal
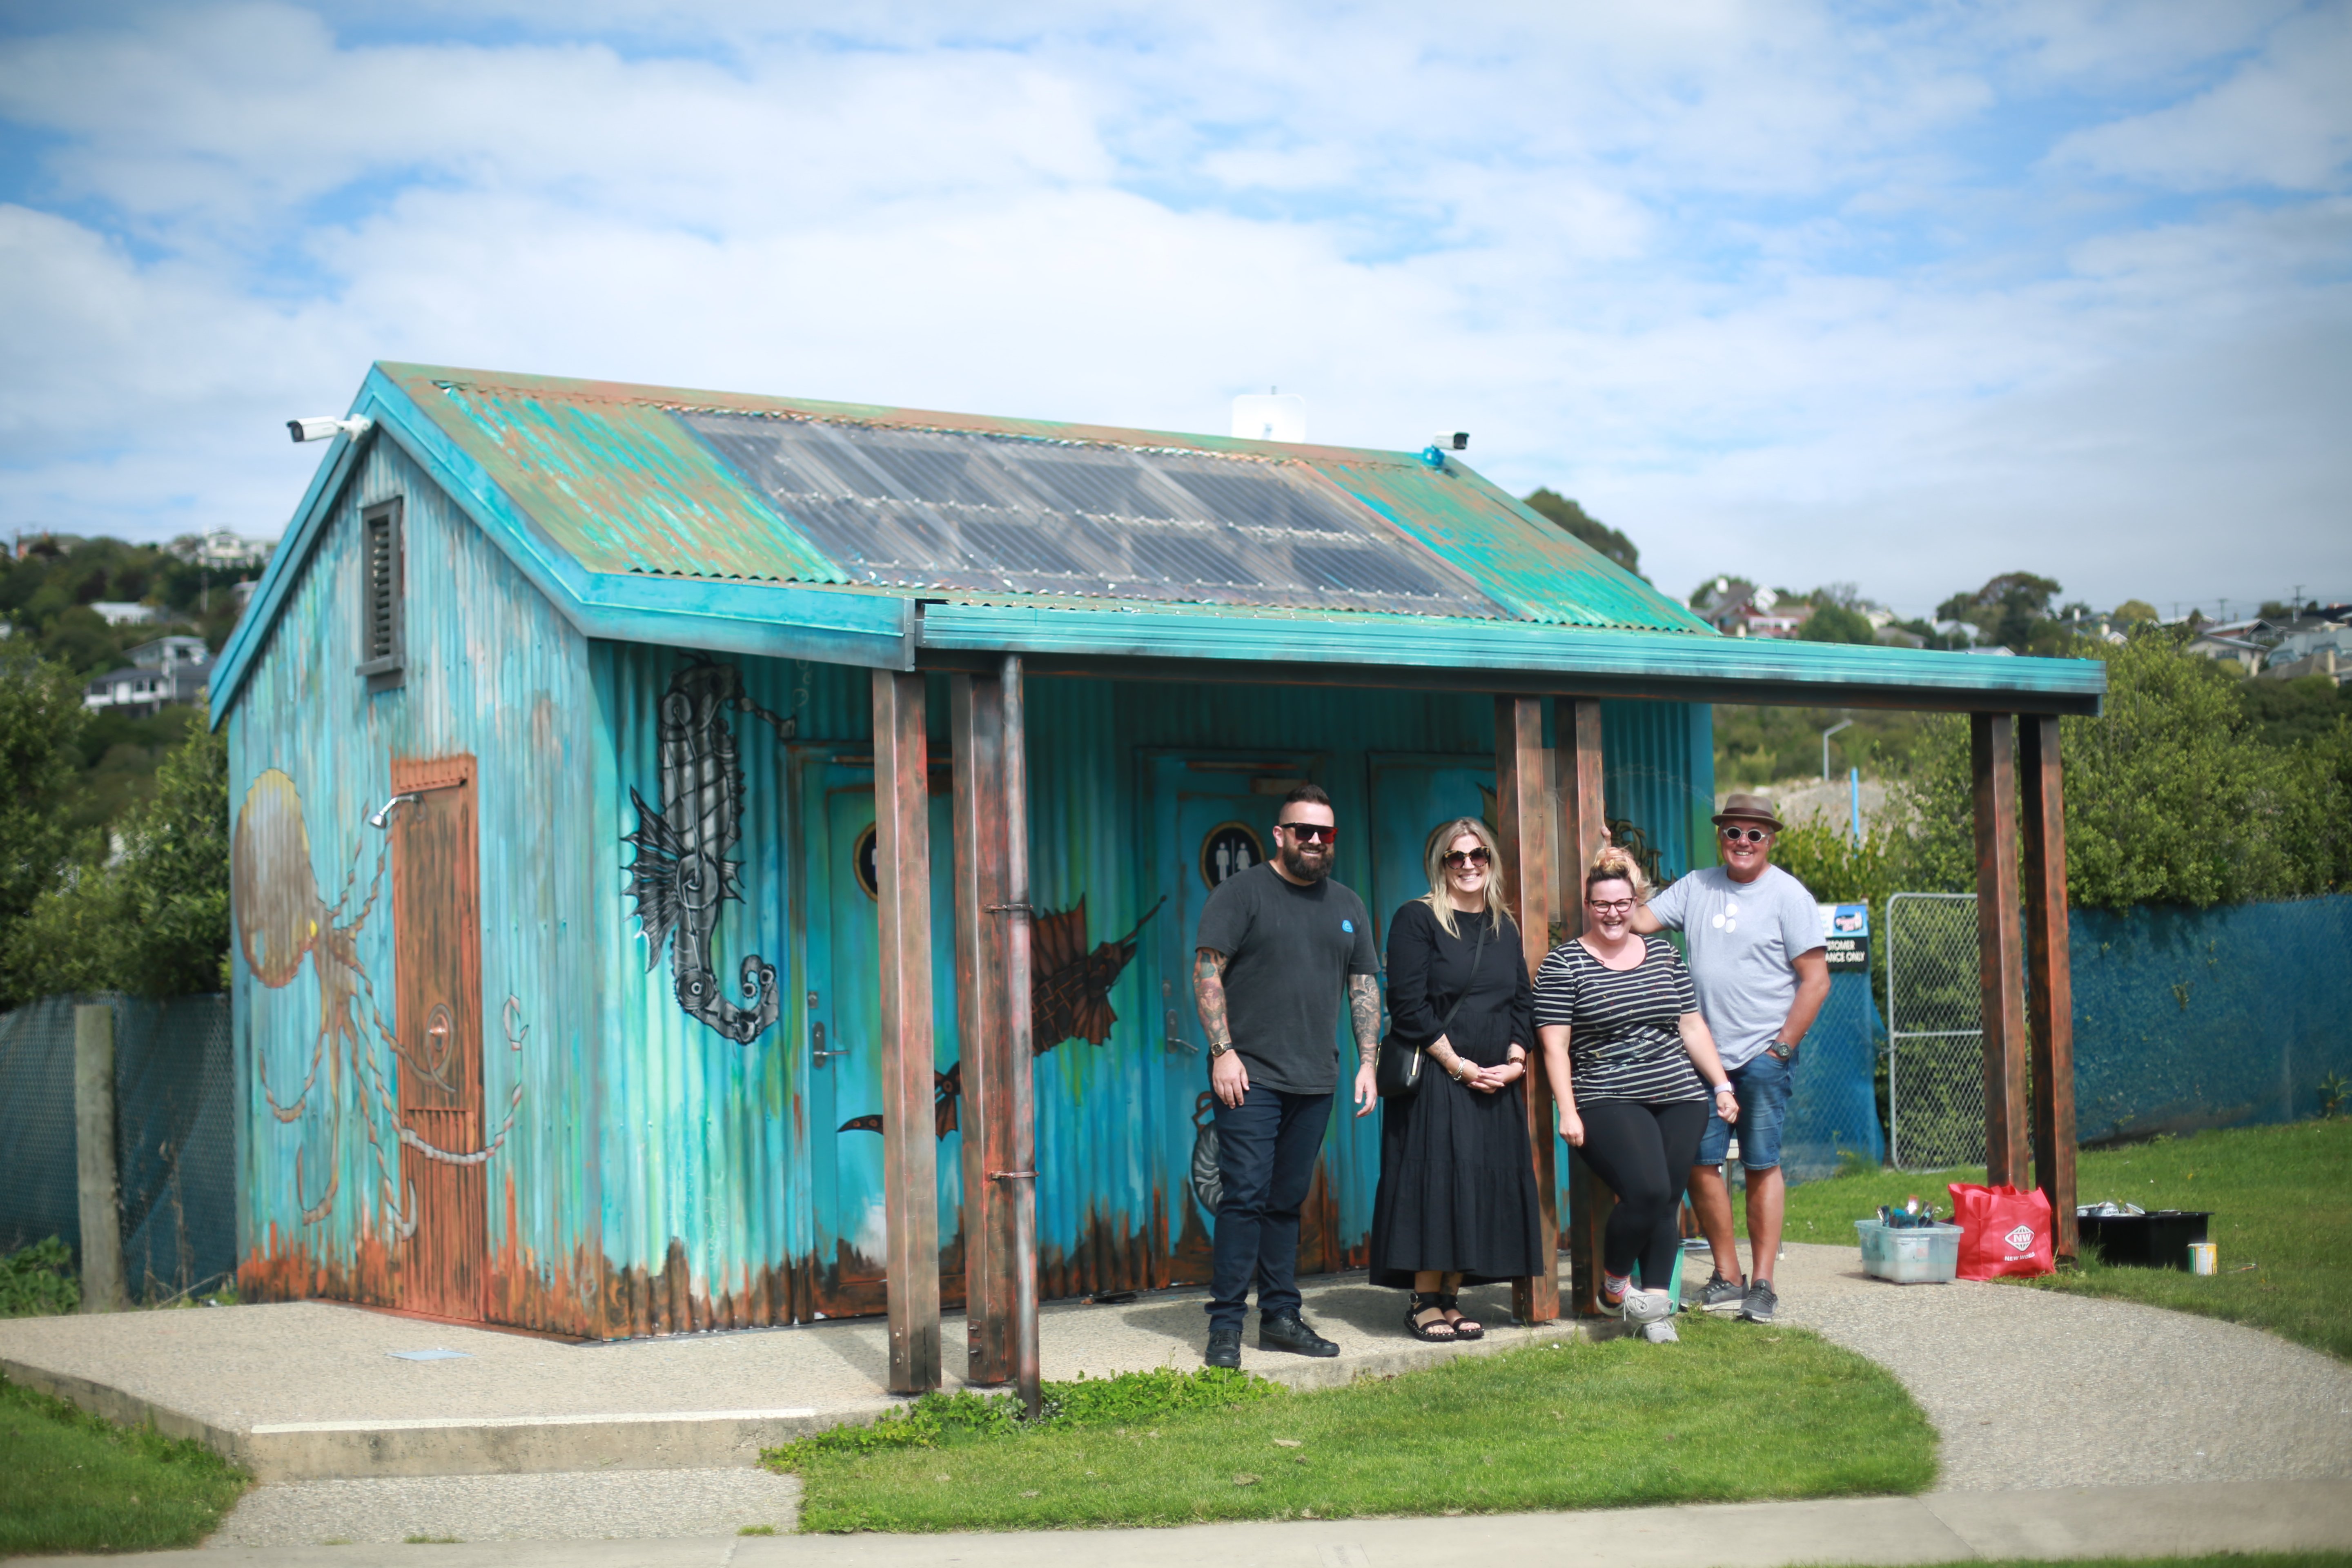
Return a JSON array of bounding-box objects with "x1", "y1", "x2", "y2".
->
[
  {"x1": 423, "y1": 381, "x2": 848, "y2": 586},
  {"x1": 378, "y1": 363, "x2": 1708, "y2": 634}
]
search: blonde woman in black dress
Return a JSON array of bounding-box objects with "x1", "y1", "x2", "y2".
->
[{"x1": 1367, "y1": 817, "x2": 1544, "y2": 1342}]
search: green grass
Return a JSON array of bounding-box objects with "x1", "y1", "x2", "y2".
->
[
  {"x1": 0, "y1": 1370, "x2": 250, "y2": 1556},
  {"x1": 767, "y1": 1314, "x2": 1934, "y2": 1532},
  {"x1": 1774, "y1": 1118, "x2": 2352, "y2": 1360}
]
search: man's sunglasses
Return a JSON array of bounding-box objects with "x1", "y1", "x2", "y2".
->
[
  {"x1": 1277, "y1": 821, "x2": 1338, "y2": 844},
  {"x1": 1720, "y1": 826, "x2": 1772, "y2": 844},
  {"x1": 1442, "y1": 847, "x2": 1491, "y2": 869}
]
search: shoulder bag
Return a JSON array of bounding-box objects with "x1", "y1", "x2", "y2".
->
[{"x1": 1375, "y1": 914, "x2": 1490, "y2": 1099}]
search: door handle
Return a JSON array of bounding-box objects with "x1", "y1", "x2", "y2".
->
[{"x1": 812, "y1": 1020, "x2": 851, "y2": 1066}]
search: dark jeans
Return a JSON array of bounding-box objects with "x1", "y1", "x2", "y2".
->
[{"x1": 1206, "y1": 1084, "x2": 1332, "y2": 1332}]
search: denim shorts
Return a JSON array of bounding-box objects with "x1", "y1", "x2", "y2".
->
[{"x1": 1697, "y1": 1049, "x2": 1792, "y2": 1171}]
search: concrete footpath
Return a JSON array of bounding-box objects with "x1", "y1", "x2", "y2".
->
[{"x1": 16, "y1": 1479, "x2": 2352, "y2": 1567}]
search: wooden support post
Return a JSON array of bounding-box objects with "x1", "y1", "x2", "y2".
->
[
  {"x1": 74, "y1": 1002, "x2": 124, "y2": 1313},
  {"x1": 1000, "y1": 656, "x2": 1042, "y2": 1417},
  {"x1": 1497, "y1": 695, "x2": 1558, "y2": 1326},
  {"x1": 2020, "y1": 715, "x2": 2079, "y2": 1262},
  {"x1": 1556, "y1": 698, "x2": 1613, "y2": 1318},
  {"x1": 1970, "y1": 713, "x2": 2030, "y2": 1189},
  {"x1": 951, "y1": 673, "x2": 1015, "y2": 1383},
  {"x1": 873, "y1": 668, "x2": 940, "y2": 1394}
]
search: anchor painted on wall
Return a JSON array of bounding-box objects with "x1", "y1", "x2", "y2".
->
[{"x1": 624, "y1": 659, "x2": 796, "y2": 1045}]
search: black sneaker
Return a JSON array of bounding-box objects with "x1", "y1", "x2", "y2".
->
[
  {"x1": 1204, "y1": 1327, "x2": 1242, "y2": 1368},
  {"x1": 1257, "y1": 1312, "x2": 1339, "y2": 1357},
  {"x1": 1697, "y1": 1271, "x2": 1748, "y2": 1315},
  {"x1": 1737, "y1": 1280, "x2": 1778, "y2": 1324}
]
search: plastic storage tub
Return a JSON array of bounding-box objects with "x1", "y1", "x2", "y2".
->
[
  {"x1": 2077, "y1": 1210, "x2": 2211, "y2": 1269},
  {"x1": 1855, "y1": 1218, "x2": 1963, "y2": 1284}
]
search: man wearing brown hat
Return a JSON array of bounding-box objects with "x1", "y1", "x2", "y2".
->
[{"x1": 1630, "y1": 792, "x2": 1829, "y2": 1324}]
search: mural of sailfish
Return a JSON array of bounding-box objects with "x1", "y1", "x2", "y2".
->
[{"x1": 623, "y1": 660, "x2": 784, "y2": 1045}]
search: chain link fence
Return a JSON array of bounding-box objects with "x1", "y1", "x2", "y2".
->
[
  {"x1": 1885, "y1": 893, "x2": 1987, "y2": 1170},
  {"x1": 0, "y1": 993, "x2": 236, "y2": 1301}
]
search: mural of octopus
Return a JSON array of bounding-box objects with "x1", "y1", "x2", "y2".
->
[{"x1": 233, "y1": 768, "x2": 525, "y2": 1234}]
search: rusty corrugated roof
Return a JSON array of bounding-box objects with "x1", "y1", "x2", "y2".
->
[{"x1": 382, "y1": 363, "x2": 1710, "y2": 633}]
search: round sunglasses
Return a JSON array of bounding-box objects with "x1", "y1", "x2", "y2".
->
[
  {"x1": 1720, "y1": 825, "x2": 1772, "y2": 844},
  {"x1": 1442, "y1": 847, "x2": 1491, "y2": 869}
]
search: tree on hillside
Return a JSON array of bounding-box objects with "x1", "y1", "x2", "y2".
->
[
  {"x1": 1797, "y1": 603, "x2": 1875, "y2": 644},
  {"x1": 0, "y1": 650, "x2": 95, "y2": 1006},
  {"x1": 1934, "y1": 572, "x2": 2065, "y2": 652},
  {"x1": 2112, "y1": 599, "x2": 2159, "y2": 626},
  {"x1": 1522, "y1": 489, "x2": 1643, "y2": 578}
]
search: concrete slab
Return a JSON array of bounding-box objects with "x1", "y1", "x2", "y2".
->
[
  {"x1": 0, "y1": 1272, "x2": 1588, "y2": 1481},
  {"x1": 11, "y1": 1479, "x2": 2349, "y2": 1567}
]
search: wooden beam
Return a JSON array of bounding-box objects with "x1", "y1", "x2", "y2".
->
[
  {"x1": 1497, "y1": 695, "x2": 1559, "y2": 1325},
  {"x1": 873, "y1": 668, "x2": 940, "y2": 1394},
  {"x1": 1556, "y1": 698, "x2": 1613, "y2": 1318},
  {"x1": 999, "y1": 656, "x2": 1042, "y2": 1416},
  {"x1": 1970, "y1": 713, "x2": 2031, "y2": 1189},
  {"x1": 950, "y1": 673, "x2": 1014, "y2": 1383},
  {"x1": 2020, "y1": 715, "x2": 2080, "y2": 1262}
]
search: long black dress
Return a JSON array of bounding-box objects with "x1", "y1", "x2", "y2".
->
[{"x1": 1368, "y1": 901, "x2": 1544, "y2": 1288}]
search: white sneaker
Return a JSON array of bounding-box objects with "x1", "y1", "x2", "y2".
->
[
  {"x1": 1640, "y1": 1318, "x2": 1680, "y2": 1343},
  {"x1": 1619, "y1": 1289, "x2": 1673, "y2": 1327}
]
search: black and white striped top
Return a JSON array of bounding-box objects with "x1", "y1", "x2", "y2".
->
[{"x1": 1532, "y1": 936, "x2": 1706, "y2": 1105}]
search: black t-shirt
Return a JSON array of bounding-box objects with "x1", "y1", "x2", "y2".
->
[{"x1": 1195, "y1": 862, "x2": 1381, "y2": 1094}]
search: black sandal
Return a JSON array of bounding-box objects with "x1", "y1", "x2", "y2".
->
[
  {"x1": 1405, "y1": 1291, "x2": 1458, "y2": 1342},
  {"x1": 1437, "y1": 1293, "x2": 1484, "y2": 1340}
]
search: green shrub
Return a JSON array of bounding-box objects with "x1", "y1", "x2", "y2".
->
[{"x1": 0, "y1": 1238, "x2": 81, "y2": 1318}]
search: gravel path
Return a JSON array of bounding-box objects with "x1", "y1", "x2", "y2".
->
[
  {"x1": 1766, "y1": 1241, "x2": 2352, "y2": 1490},
  {"x1": 207, "y1": 1469, "x2": 802, "y2": 1548}
]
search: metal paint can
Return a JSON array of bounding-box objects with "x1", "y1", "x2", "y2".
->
[{"x1": 2187, "y1": 1242, "x2": 2218, "y2": 1275}]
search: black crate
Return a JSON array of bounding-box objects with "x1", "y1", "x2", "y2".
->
[{"x1": 2077, "y1": 1209, "x2": 2211, "y2": 1270}]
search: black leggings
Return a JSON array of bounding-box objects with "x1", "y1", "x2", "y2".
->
[{"x1": 1575, "y1": 1098, "x2": 1709, "y2": 1289}]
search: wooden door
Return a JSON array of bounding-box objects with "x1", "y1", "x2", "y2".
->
[{"x1": 391, "y1": 755, "x2": 486, "y2": 1320}]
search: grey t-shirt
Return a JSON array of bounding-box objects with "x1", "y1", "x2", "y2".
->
[
  {"x1": 1195, "y1": 862, "x2": 1380, "y2": 1095},
  {"x1": 1646, "y1": 864, "x2": 1824, "y2": 1069}
]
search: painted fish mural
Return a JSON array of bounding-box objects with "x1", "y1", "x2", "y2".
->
[
  {"x1": 1030, "y1": 895, "x2": 1165, "y2": 1053},
  {"x1": 840, "y1": 1061, "x2": 962, "y2": 1139},
  {"x1": 624, "y1": 660, "x2": 795, "y2": 1045}
]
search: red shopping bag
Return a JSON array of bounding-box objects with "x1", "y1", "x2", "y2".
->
[{"x1": 1947, "y1": 1182, "x2": 2054, "y2": 1279}]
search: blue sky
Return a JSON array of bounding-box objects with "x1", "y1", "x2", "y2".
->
[{"x1": 2, "y1": 1, "x2": 2346, "y2": 618}]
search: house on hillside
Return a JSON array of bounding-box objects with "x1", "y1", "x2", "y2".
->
[
  {"x1": 84, "y1": 635, "x2": 214, "y2": 715},
  {"x1": 1697, "y1": 583, "x2": 1814, "y2": 638},
  {"x1": 209, "y1": 362, "x2": 2103, "y2": 1375},
  {"x1": 2185, "y1": 630, "x2": 2266, "y2": 675}
]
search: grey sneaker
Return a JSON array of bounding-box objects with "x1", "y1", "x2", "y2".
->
[
  {"x1": 1639, "y1": 1318, "x2": 1680, "y2": 1344},
  {"x1": 1697, "y1": 1271, "x2": 1748, "y2": 1315},
  {"x1": 1619, "y1": 1289, "x2": 1673, "y2": 1328},
  {"x1": 1737, "y1": 1280, "x2": 1778, "y2": 1324}
]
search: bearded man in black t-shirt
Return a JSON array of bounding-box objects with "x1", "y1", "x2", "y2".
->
[{"x1": 1193, "y1": 784, "x2": 1382, "y2": 1368}]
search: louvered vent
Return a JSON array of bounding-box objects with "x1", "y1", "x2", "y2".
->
[{"x1": 358, "y1": 499, "x2": 403, "y2": 680}]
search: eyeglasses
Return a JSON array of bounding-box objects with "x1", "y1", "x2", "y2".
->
[
  {"x1": 1587, "y1": 898, "x2": 1635, "y2": 914},
  {"x1": 1442, "y1": 848, "x2": 1491, "y2": 869},
  {"x1": 1278, "y1": 821, "x2": 1337, "y2": 844},
  {"x1": 1720, "y1": 826, "x2": 1771, "y2": 844}
]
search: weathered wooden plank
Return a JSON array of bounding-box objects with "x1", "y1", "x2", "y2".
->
[
  {"x1": 950, "y1": 673, "x2": 1015, "y2": 1383},
  {"x1": 873, "y1": 669, "x2": 941, "y2": 1393},
  {"x1": 999, "y1": 656, "x2": 1042, "y2": 1415},
  {"x1": 2020, "y1": 714, "x2": 2079, "y2": 1262},
  {"x1": 1970, "y1": 713, "x2": 2030, "y2": 1189},
  {"x1": 1497, "y1": 695, "x2": 1559, "y2": 1325},
  {"x1": 1557, "y1": 698, "x2": 1611, "y2": 1318}
]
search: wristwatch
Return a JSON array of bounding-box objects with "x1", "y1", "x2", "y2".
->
[{"x1": 1207, "y1": 1040, "x2": 1234, "y2": 1059}]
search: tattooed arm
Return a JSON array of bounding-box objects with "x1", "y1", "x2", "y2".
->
[
  {"x1": 1348, "y1": 972, "x2": 1382, "y2": 1118},
  {"x1": 1196, "y1": 948, "x2": 1249, "y2": 1108}
]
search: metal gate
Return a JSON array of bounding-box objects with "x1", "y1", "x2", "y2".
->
[{"x1": 1885, "y1": 892, "x2": 1984, "y2": 1170}]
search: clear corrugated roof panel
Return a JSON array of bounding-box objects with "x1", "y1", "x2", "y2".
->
[{"x1": 681, "y1": 411, "x2": 1509, "y2": 617}]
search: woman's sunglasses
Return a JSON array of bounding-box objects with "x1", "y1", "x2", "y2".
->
[
  {"x1": 1442, "y1": 847, "x2": 1491, "y2": 869},
  {"x1": 1720, "y1": 826, "x2": 1771, "y2": 844}
]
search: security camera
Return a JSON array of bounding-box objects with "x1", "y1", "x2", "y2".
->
[
  {"x1": 287, "y1": 416, "x2": 374, "y2": 444},
  {"x1": 1436, "y1": 431, "x2": 1468, "y2": 451}
]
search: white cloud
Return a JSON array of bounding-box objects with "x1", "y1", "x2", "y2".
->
[{"x1": 0, "y1": 0, "x2": 2345, "y2": 616}]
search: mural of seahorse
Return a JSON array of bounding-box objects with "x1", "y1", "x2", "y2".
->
[{"x1": 622, "y1": 659, "x2": 786, "y2": 1045}]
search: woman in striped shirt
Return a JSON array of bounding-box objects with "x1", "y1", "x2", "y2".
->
[{"x1": 1534, "y1": 849, "x2": 1738, "y2": 1341}]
